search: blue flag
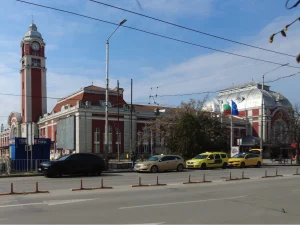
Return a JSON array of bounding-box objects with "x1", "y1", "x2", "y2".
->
[{"x1": 231, "y1": 100, "x2": 239, "y2": 116}]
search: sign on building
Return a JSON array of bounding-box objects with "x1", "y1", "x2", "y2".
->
[{"x1": 231, "y1": 146, "x2": 239, "y2": 157}]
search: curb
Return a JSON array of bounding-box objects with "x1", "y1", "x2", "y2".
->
[
  {"x1": 262, "y1": 164, "x2": 299, "y2": 167},
  {"x1": 104, "y1": 170, "x2": 134, "y2": 173},
  {"x1": 0, "y1": 173, "x2": 43, "y2": 178},
  {"x1": 0, "y1": 169, "x2": 134, "y2": 178}
]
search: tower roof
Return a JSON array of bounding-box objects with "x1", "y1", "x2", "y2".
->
[{"x1": 23, "y1": 23, "x2": 43, "y2": 41}]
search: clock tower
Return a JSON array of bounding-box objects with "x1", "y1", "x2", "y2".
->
[{"x1": 20, "y1": 23, "x2": 47, "y2": 136}]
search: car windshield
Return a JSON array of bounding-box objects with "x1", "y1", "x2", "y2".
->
[
  {"x1": 57, "y1": 155, "x2": 70, "y2": 161},
  {"x1": 193, "y1": 154, "x2": 208, "y2": 159},
  {"x1": 231, "y1": 154, "x2": 246, "y2": 158},
  {"x1": 147, "y1": 156, "x2": 160, "y2": 161}
]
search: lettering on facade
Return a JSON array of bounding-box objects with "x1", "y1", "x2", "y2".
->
[
  {"x1": 18, "y1": 139, "x2": 27, "y2": 145},
  {"x1": 34, "y1": 139, "x2": 48, "y2": 145}
]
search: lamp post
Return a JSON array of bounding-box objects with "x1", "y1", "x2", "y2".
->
[
  {"x1": 117, "y1": 80, "x2": 120, "y2": 161},
  {"x1": 105, "y1": 19, "x2": 127, "y2": 161},
  {"x1": 260, "y1": 63, "x2": 289, "y2": 152}
]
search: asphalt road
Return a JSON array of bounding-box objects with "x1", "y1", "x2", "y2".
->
[
  {"x1": 0, "y1": 174, "x2": 300, "y2": 223},
  {"x1": 0, "y1": 166, "x2": 299, "y2": 193}
]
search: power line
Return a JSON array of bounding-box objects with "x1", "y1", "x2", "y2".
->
[
  {"x1": 159, "y1": 90, "x2": 218, "y2": 97},
  {"x1": 0, "y1": 92, "x2": 144, "y2": 107},
  {"x1": 153, "y1": 61, "x2": 267, "y2": 89},
  {"x1": 0, "y1": 92, "x2": 62, "y2": 100},
  {"x1": 265, "y1": 71, "x2": 300, "y2": 83},
  {"x1": 157, "y1": 70, "x2": 300, "y2": 97},
  {"x1": 16, "y1": 0, "x2": 300, "y2": 70},
  {"x1": 89, "y1": 0, "x2": 296, "y2": 58}
]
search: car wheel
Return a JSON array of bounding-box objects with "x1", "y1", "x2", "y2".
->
[
  {"x1": 96, "y1": 170, "x2": 102, "y2": 176},
  {"x1": 44, "y1": 172, "x2": 54, "y2": 178},
  {"x1": 256, "y1": 161, "x2": 261, "y2": 168},
  {"x1": 177, "y1": 164, "x2": 184, "y2": 172},
  {"x1": 222, "y1": 162, "x2": 228, "y2": 169},
  {"x1": 240, "y1": 162, "x2": 245, "y2": 168},
  {"x1": 201, "y1": 163, "x2": 207, "y2": 170},
  {"x1": 151, "y1": 165, "x2": 158, "y2": 173}
]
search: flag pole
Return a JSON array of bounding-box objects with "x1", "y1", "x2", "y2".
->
[{"x1": 230, "y1": 114, "x2": 233, "y2": 154}]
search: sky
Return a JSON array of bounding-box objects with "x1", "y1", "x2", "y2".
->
[{"x1": 0, "y1": 0, "x2": 300, "y2": 126}]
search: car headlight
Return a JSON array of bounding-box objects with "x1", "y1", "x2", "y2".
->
[
  {"x1": 41, "y1": 163, "x2": 51, "y2": 167},
  {"x1": 143, "y1": 164, "x2": 150, "y2": 166}
]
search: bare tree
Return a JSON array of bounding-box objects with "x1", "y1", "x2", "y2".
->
[
  {"x1": 288, "y1": 104, "x2": 300, "y2": 164},
  {"x1": 272, "y1": 104, "x2": 300, "y2": 164}
]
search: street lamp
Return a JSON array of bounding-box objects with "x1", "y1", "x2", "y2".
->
[
  {"x1": 105, "y1": 19, "x2": 127, "y2": 161},
  {"x1": 260, "y1": 63, "x2": 289, "y2": 152}
]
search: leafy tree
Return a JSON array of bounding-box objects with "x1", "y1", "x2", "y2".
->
[{"x1": 146, "y1": 99, "x2": 227, "y2": 159}]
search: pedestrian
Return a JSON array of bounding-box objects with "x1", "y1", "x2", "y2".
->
[{"x1": 130, "y1": 151, "x2": 136, "y2": 168}]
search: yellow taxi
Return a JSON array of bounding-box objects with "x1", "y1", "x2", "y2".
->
[
  {"x1": 249, "y1": 148, "x2": 262, "y2": 156},
  {"x1": 186, "y1": 152, "x2": 229, "y2": 170},
  {"x1": 228, "y1": 152, "x2": 263, "y2": 168},
  {"x1": 134, "y1": 154, "x2": 185, "y2": 173}
]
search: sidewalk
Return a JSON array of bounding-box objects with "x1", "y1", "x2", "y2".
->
[
  {"x1": 262, "y1": 159, "x2": 298, "y2": 166},
  {"x1": 0, "y1": 168, "x2": 134, "y2": 178}
]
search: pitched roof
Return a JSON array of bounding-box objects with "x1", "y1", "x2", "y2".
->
[
  {"x1": 84, "y1": 85, "x2": 123, "y2": 93},
  {"x1": 133, "y1": 104, "x2": 169, "y2": 112}
]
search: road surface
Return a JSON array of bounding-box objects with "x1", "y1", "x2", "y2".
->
[
  {"x1": 0, "y1": 173, "x2": 300, "y2": 223},
  {"x1": 0, "y1": 165, "x2": 298, "y2": 193}
]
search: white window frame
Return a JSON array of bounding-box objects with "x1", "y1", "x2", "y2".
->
[{"x1": 94, "y1": 127, "x2": 100, "y2": 153}]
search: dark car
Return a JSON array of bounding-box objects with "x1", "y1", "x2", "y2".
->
[{"x1": 38, "y1": 153, "x2": 106, "y2": 178}]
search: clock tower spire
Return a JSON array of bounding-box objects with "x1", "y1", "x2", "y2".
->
[{"x1": 20, "y1": 22, "x2": 47, "y2": 136}]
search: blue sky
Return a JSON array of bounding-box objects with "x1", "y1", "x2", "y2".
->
[{"x1": 0, "y1": 0, "x2": 300, "y2": 125}]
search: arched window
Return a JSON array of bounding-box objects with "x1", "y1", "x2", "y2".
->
[{"x1": 273, "y1": 120, "x2": 288, "y2": 144}]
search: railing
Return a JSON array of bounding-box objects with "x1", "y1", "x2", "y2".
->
[{"x1": 0, "y1": 159, "x2": 49, "y2": 174}]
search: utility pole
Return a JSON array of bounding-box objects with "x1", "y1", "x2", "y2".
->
[
  {"x1": 85, "y1": 109, "x2": 87, "y2": 153},
  {"x1": 260, "y1": 63, "x2": 289, "y2": 153},
  {"x1": 117, "y1": 80, "x2": 120, "y2": 161},
  {"x1": 130, "y1": 79, "x2": 133, "y2": 154}
]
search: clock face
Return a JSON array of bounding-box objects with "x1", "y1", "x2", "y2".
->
[{"x1": 31, "y1": 42, "x2": 40, "y2": 51}]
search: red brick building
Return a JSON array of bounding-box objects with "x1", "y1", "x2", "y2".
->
[
  {"x1": 38, "y1": 84, "x2": 167, "y2": 158},
  {"x1": 204, "y1": 82, "x2": 293, "y2": 157}
]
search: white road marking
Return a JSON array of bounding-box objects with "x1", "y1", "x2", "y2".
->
[
  {"x1": 44, "y1": 199, "x2": 95, "y2": 206},
  {"x1": 0, "y1": 198, "x2": 96, "y2": 208},
  {"x1": 0, "y1": 202, "x2": 44, "y2": 208},
  {"x1": 119, "y1": 195, "x2": 247, "y2": 209},
  {"x1": 137, "y1": 223, "x2": 164, "y2": 225}
]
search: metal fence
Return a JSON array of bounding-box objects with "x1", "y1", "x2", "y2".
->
[{"x1": 0, "y1": 159, "x2": 48, "y2": 174}]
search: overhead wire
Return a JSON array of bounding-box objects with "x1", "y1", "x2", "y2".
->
[
  {"x1": 156, "y1": 70, "x2": 300, "y2": 97},
  {"x1": 152, "y1": 61, "x2": 267, "y2": 89},
  {"x1": 16, "y1": 0, "x2": 300, "y2": 70},
  {"x1": 89, "y1": 0, "x2": 296, "y2": 58}
]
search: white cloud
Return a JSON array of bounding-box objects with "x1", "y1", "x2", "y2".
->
[
  {"x1": 0, "y1": 4, "x2": 300, "y2": 127},
  {"x1": 128, "y1": 13, "x2": 300, "y2": 105}
]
